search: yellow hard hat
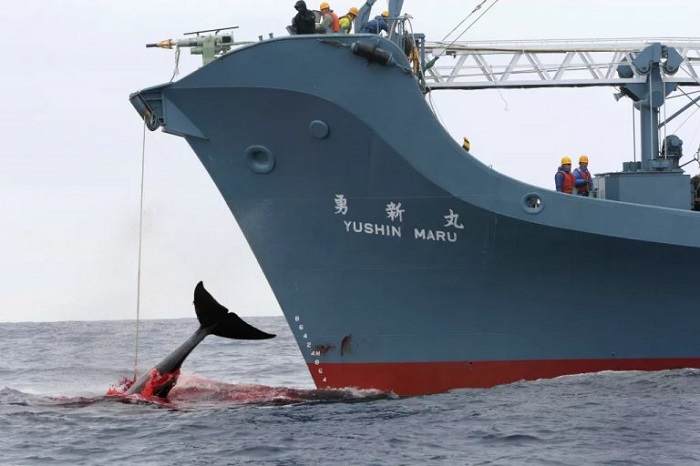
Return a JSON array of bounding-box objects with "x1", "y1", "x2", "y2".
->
[
  {"x1": 579, "y1": 155, "x2": 589, "y2": 163},
  {"x1": 320, "y1": 2, "x2": 330, "y2": 9},
  {"x1": 349, "y1": 6, "x2": 359, "y2": 15},
  {"x1": 381, "y1": 10, "x2": 389, "y2": 17},
  {"x1": 561, "y1": 156, "x2": 572, "y2": 165}
]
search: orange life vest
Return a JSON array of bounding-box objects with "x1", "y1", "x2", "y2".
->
[
  {"x1": 574, "y1": 167, "x2": 591, "y2": 193},
  {"x1": 558, "y1": 170, "x2": 575, "y2": 194},
  {"x1": 330, "y1": 11, "x2": 340, "y2": 32}
]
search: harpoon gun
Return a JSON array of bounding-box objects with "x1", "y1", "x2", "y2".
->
[{"x1": 147, "y1": 26, "x2": 251, "y2": 65}]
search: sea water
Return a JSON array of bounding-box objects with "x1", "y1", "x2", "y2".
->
[{"x1": 1, "y1": 317, "x2": 699, "y2": 465}]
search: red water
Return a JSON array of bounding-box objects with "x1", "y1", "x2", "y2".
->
[
  {"x1": 107, "y1": 369, "x2": 179, "y2": 396},
  {"x1": 106, "y1": 369, "x2": 179, "y2": 401},
  {"x1": 105, "y1": 372, "x2": 389, "y2": 407}
]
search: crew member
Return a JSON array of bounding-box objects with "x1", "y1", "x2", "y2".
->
[
  {"x1": 462, "y1": 137, "x2": 471, "y2": 152},
  {"x1": 317, "y1": 2, "x2": 340, "y2": 34},
  {"x1": 555, "y1": 156, "x2": 575, "y2": 194},
  {"x1": 360, "y1": 10, "x2": 389, "y2": 34},
  {"x1": 692, "y1": 174, "x2": 700, "y2": 211},
  {"x1": 292, "y1": 0, "x2": 316, "y2": 35},
  {"x1": 338, "y1": 7, "x2": 359, "y2": 34},
  {"x1": 573, "y1": 155, "x2": 593, "y2": 196}
]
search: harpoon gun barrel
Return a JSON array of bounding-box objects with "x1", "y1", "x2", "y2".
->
[
  {"x1": 146, "y1": 38, "x2": 211, "y2": 49},
  {"x1": 145, "y1": 34, "x2": 237, "y2": 65}
]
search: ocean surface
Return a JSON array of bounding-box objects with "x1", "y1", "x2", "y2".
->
[{"x1": 1, "y1": 317, "x2": 699, "y2": 466}]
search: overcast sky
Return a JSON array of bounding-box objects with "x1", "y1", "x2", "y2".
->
[{"x1": 2, "y1": 0, "x2": 699, "y2": 323}]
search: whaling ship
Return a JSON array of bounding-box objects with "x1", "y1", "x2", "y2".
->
[{"x1": 129, "y1": 2, "x2": 700, "y2": 395}]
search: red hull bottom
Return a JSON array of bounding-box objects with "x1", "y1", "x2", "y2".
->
[{"x1": 308, "y1": 358, "x2": 700, "y2": 396}]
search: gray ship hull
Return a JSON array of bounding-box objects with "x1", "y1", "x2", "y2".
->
[{"x1": 131, "y1": 35, "x2": 700, "y2": 395}]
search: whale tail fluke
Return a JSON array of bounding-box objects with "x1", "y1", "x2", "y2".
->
[
  {"x1": 120, "y1": 281, "x2": 275, "y2": 398},
  {"x1": 194, "y1": 281, "x2": 275, "y2": 340}
]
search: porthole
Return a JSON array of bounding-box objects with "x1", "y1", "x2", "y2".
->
[{"x1": 522, "y1": 192, "x2": 544, "y2": 214}]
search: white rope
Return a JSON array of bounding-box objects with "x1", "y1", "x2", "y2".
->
[
  {"x1": 671, "y1": 88, "x2": 700, "y2": 132},
  {"x1": 441, "y1": 0, "x2": 491, "y2": 43},
  {"x1": 404, "y1": 15, "x2": 447, "y2": 124},
  {"x1": 649, "y1": 99, "x2": 655, "y2": 162},
  {"x1": 669, "y1": 87, "x2": 700, "y2": 170},
  {"x1": 671, "y1": 104, "x2": 700, "y2": 131},
  {"x1": 632, "y1": 104, "x2": 637, "y2": 163},
  {"x1": 662, "y1": 98, "x2": 667, "y2": 158},
  {"x1": 133, "y1": 120, "x2": 148, "y2": 382},
  {"x1": 416, "y1": 1, "x2": 507, "y2": 114},
  {"x1": 170, "y1": 47, "x2": 181, "y2": 82},
  {"x1": 436, "y1": 0, "x2": 501, "y2": 58}
]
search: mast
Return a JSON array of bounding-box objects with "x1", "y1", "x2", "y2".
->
[{"x1": 618, "y1": 43, "x2": 682, "y2": 170}]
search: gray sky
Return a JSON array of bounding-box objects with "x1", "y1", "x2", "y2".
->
[{"x1": 2, "y1": 0, "x2": 699, "y2": 322}]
